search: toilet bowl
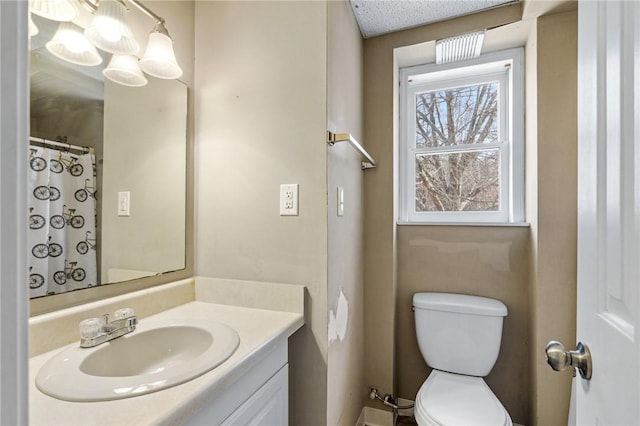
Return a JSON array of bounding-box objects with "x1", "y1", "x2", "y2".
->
[
  {"x1": 414, "y1": 370, "x2": 512, "y2": 426},
  {"x1": 412, "y1": 292, "x2": 512, "y2": 426}
]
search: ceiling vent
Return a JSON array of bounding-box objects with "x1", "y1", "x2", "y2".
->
[{"x1": 435, "y1": 30, "x2": 486, "y2": 64}]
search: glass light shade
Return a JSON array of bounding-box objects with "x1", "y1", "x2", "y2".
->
[
  {"x1": 140, "y1": 32, "x2": 182, "y2": 79},
  {"x1": 29, "y1": 14, "x2": 39, "y2": 37},
  {"x1": 103, "y1": 54, "x2": 147, "y2": 87},
  {"x1": 46, "y1": 22, "x2": 103, "y2": 66},
  {"x1": 84, "y1": 0, "x2": 139, "y2": 55},
  {"x1": 29, "y1": 0, "x2": 77, "y2": 22}
]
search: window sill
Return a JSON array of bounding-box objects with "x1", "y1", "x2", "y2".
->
[{"x1": 397, "y1": 221, "x2": 530, "y2": 227}]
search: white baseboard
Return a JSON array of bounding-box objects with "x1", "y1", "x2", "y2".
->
[{"x1": 357, "y1": 406, "x2": 394, "y2": 426}]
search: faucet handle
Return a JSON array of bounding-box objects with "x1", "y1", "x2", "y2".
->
[
  {"x1": 79, "y1": 318, "x2": 101, "y2": 339},
  {"x1": 113, "y1": 308, "x2": 135, "y2": 320}
]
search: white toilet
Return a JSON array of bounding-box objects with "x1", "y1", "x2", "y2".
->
[{"x1": 412, "y1": 292, "x2": 512, "y2": 426}]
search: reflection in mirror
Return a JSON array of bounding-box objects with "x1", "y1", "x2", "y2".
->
[
  {"x1": 102, "y1": 78, "x2": 186, "y2": 283},
  {"x1": 28, "y1": 14, "x2": 187, "y2": 299}
]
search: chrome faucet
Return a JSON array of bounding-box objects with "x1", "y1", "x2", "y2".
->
[{"x1": 79, "y1": 308, "x2": 138, "y2": 348}]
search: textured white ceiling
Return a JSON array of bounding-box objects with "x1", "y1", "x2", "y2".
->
[{"x1": 350, "y1": 0, "x2": 519, "y2": 38}]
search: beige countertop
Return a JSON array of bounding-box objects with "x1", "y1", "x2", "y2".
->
[{"x1": 29, "y1": 301, "x2": 304, "y2": 425}]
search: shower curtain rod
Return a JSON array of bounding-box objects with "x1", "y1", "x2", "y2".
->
[{"x1": 29, "y1": 136, "x2": 92, "y2": 154}]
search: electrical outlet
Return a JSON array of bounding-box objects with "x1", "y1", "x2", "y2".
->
[
  {"x1": 337, "y1": 186, "x2": 344, "y2": 216},
  {"x1": 280, "y1": 184, "x2": 298, "y2": 216}
]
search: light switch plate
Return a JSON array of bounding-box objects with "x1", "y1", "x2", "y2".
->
[
  {"x1": 117, "y1": 191, "x2": 130, "y2": 217},
  {"x1": 337, "y1": 186, "x2": 344, "y2": 216}
]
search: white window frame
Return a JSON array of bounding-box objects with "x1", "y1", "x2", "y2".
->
[{"x1": 399, "y1": 48, "x2": 524, "y2": 224}]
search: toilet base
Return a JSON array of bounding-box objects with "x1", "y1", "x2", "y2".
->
[{"x1": 414, "y1": 370, "x2": 512, "y2": 426}]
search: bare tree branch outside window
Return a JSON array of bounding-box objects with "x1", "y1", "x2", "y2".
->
[{"x1": 414, "y1": 83, "x2": 500, "y2": 212}]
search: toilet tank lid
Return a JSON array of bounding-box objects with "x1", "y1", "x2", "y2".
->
[{"x1": 413, "y1": 293, "x2": 507, "y2": 316}]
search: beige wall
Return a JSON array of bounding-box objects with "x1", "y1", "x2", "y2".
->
[
  {"x1": 527, "y1": 10, "x2": 578, "y2": 426},
  {"x1": 397, "y1": 225, "x2": 530, "y2": 423},
  {"x1": 362, "y1": 3, "x2": 523, "y2": 411},
  {"x1": 193, "y1": 2, "x2": 328, "y2": 424},
  {"x1": 326, "y1": 1, "x2": 365, "y2": 425},
  {"x1": 525, "y1": 14, "x2": 540, "y2": 426},
  {"x1": 364, "y1": 4, "x2": 577, "y2": 422},
  {"x1": 29, "y1": 94, "x2": 103, "y2": 151}
]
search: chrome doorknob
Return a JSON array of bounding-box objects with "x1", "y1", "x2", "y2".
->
[{"x1": 545, "y1": 341, "x2": 592, "y2": 380}]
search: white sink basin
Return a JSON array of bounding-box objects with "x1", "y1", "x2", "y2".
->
[{"x1": 35, "y1": 318, "x2": 240, "y2": 401}]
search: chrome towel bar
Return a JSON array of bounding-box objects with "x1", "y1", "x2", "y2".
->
[{"x1": 327, "y1": 131, "x2": 376, "y2": 170}]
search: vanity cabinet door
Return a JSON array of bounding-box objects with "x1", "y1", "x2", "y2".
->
[{"x1": 221, "y1": 365, "x2": 288, "y2": 426}]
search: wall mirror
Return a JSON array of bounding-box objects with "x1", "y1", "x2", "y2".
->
[{"x1": 28, "y1": 14, "x2": 187, "y2": 300}]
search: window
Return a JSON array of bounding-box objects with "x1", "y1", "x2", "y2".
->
[{"x1": 399, "y1": 49, "x2": 524, "y2": 223}]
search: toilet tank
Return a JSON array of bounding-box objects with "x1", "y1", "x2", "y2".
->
[{"x1": 413, "y1": 292, "x2": 507, "y2": 377}]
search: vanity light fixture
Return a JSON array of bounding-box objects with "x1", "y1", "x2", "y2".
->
[
  {"x1": 139, "y1": 21, "x2": 182, "y2": 79},
  {"x1": 46, "y1": 22, "x2": 103, "y2": 66},
  {"x1": 84, "y1": 0, "x2": 139, "y2": 55},
  {"x1": 103, "y1": 53, "x2": 147, "y2": 87},
  {"x1": 29, "y1": 0, "x2": 78, "y2": 22},
  {"x1": 29, "y1": 0, "x2": 183, "y2": 87}
]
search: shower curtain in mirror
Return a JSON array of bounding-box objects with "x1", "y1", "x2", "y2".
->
[{"x1": 28, "y1": 146, "x2": 97, "y2": 298}]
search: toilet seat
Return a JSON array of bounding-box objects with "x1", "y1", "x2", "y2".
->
[{"x1": 414, "y1": 370, "x2": 512, "y2": 426}]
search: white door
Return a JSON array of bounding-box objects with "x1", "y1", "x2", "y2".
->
[{"x1": 571, "y1": 0, "x2": 640, "y2": 424}]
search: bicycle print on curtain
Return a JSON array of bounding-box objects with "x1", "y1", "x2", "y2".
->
[{"x1": 28, "y1": 146, "x2": 97, "y2": 298}]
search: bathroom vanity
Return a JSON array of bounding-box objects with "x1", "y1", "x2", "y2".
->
[{"x1": 28, "y1": 278, "x2": 305, "y2": 425}]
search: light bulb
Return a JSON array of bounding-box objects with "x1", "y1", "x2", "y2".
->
[
  {"x1": 65, "y1": 37, "x2": 85, "y2": 54},
  {"x1": 98, "y1": 19, "x2": 123, "y2": 43}
]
